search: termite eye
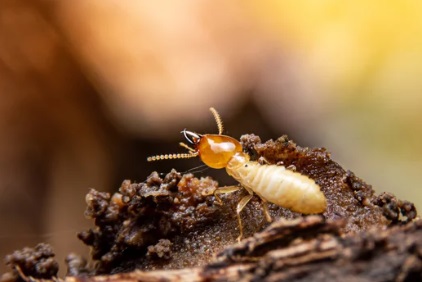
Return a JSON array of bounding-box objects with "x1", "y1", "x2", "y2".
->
[{"x1": 197, "y1": 135, "x2": 242, "y2": 169}]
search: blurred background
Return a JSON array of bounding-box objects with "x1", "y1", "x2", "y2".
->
[{"x1": 1, "y1": 0, "x2": 422, "y2": 275}]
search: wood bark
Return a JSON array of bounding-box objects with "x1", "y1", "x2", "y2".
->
[{"x1": 63, "y1": 216, "x2": 422, "y2": 282}]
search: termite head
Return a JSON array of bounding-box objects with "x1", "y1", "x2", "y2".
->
[
  {"x1": 147, "y1": 107, "x2": 244, "y2": 169},
  {"x1": 182, "y1": 129, "x2": 243, "y2": 169}
]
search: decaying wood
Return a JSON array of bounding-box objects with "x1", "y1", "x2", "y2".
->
[
  {"x1": 3, "y1": 135, "x2": 421, "y2": 282},
  {"x1": 71, "y1": 135, "x2": 408, "y2": 275},
  {"x1": 63, "y1": 216, "x2": 422, "y2": 282}
]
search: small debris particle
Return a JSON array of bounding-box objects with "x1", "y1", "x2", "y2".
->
[
  {"x1": 3, "y1": 243, "x2": 58, "y2": 280},
  {"x1": 147, "y1": 239, "x2": 173, "y2": 260}
]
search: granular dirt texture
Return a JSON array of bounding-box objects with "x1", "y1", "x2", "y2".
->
[
  {"x1": 372, "y1": 192, "x2": 417, "y2": 223},
  {"x1": 77, "y1": 170, "x2": 226, "y2": 273},
  {"x1": 2, "y1": 243, "x2": 58, "y2": 281},
  {"x1": 147, "y1": 239, "x2": 173, "y2": 259},
  {"x1": 75, "y1": 134, "x2": 417, "y2": 275}
]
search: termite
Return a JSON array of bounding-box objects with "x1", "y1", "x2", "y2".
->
[{"x1": 147, "y1": 107, "x2": 327, "y2": 241}]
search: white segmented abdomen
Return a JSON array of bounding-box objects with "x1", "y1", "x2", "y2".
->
[{"x1": 228, "y1": 161, "x2": 326, "y2": 214}]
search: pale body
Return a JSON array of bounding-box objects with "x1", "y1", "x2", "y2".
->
[{"x1": 226, "y1": 152, "x2": 326, "y2": 214}]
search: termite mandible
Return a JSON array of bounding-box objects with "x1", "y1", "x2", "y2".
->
[{"x1": 147, "y1": 107, "x2": 327, "y2": 241}]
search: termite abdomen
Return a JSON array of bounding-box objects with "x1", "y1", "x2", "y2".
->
[{"x1": 229, "y1": 162, "x2": 326, "y2": 214}]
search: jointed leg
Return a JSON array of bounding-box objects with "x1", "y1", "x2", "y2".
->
[
  {"x1": 214, "y1": 185, "x2": 242, "y2": 205},
  {"x1": 214, "y1": 185, "x2": 258, "y2": 241},
  {"x1": 236, "y1": 194, "x2": 254, "y2": 242},
  {"x1": 261, "y1": 198, "x2": 272, "y2": 222}
]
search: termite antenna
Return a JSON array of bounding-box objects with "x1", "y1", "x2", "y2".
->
[
  {"x1": 147, "y1": 152, "x2": 198, "y2": 162},
  {"x1": 179, "y1": 142, "x2": 196, "y2": 153},
  {"x1": 209, "y1": 107, "x2": 224, "y2": 135},
  {"x1": 148, "y1": 136, "x2": 200, "y2": 162}
]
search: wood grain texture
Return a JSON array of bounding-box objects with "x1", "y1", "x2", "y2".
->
[{"x1": 62, "y1": 216, "x2": 422, "y2": 282}]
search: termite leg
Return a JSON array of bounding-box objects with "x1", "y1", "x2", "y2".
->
[
  {"x1": 214, "y1": 185, "x2": 256, "y2": 241},
  {"x1": 214, "y1": 185, "x2": 242, "y2": 205},
  {"x1": 261, "y1": 198, "x2": 272, "y2": 222},
  {"x1": 236, "y1": 194, "x2": 254, "y2": 242}
]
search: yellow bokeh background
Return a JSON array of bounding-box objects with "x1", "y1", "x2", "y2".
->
[{"x1": 246, "y1": 1, "x2": 422, "y2": 207}]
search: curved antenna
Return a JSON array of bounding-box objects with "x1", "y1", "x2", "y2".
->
[{"x1": 209, "y1": 107, "x2": 223, "y2": 135}]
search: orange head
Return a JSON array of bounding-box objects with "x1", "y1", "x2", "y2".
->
[
  {"x1": 182, "y1": 130, "x2": 242, "y2": 169},
  {"x1": 147, "y1": 107, "x2": 243, "y2": 169}
]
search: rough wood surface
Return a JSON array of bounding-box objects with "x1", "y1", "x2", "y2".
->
[
  {"x1": 2, "y1": 135, "x2": 421, "y2": 282},
  {"x1": 4, "y1": 216, "x2": 421, "y2": 282},
  {"x1": 63, "y1": 216, "x2": 422, "y2": 282},
  {"x1": 71, "y1": 135, "x2": 415, "y2": 275}
]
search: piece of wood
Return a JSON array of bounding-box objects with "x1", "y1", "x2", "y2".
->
[
  {"x1": 64, "y1": 216, "x2": 422, "y2": 282},
  {"x1": 3, "y1": 135, "x2": 420, "y2": 281}
]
